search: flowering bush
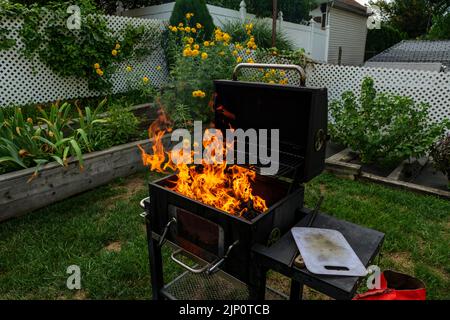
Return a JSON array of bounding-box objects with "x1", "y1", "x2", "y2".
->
[
  {"x1": 1, "y1": 1, "x2": 160, "y2": 92},
  {"x1": 161, "y1": 14, "x2": 257, "y2": 127}
]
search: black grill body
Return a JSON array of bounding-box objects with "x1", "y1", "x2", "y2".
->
[{"x1": 146, "y1": 78, "x2": 328, "y2": 296}]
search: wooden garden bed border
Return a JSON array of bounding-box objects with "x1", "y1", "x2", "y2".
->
[
  {"x1": 325, "y1": 149, "x2": 450, "y2": 200},
  {"x1": 0, "y1": 101, "x2": 168, "y2": 222}
]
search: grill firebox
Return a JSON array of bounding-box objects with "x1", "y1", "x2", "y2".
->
[{"x1": 150, "y1": 173, "x2": 304, "y2": 283}]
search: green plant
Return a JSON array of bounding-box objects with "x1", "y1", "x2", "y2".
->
[
  {"x1": 0, "y1": 103, "x2": 86, "y2": 176},
  {"x1": 89, "y1": 103, "x2": 140, "y2": 150},
  {"x1": 430, "y1": 134, "x2": 450, "y2": 186},
  {"x1": 170, "y1": 0, "x2": 215, "y2": 38},
  {"x1": 0, "y1": 27, "x2": 15, "y2": 50},
  {"x1": 427, "y1": 12, "x2": 450, "y2": 40},
  {"x1": 222, "y1": 19, "x2": 294, "y2": 51},
  {"x1": 1, "y1": 1, "x2": 160, "y2": 92},
  {"x1": 329, "y1": 77, "x2": 450, "y2": 168}
]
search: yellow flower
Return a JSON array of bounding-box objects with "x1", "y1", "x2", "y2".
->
[
  {"x1": 170, "y1": 26, "x2": 178, "y2": 32},
  {"x1": 183, "y1": 48, "x2": 192, "y2": 57},
  {"x1": 196, "y1": 23, "x2": 202, "y2": 29},
  {"x1": 186, "y1": 13, "x2": 194, "y2": 19},
  {"x1": 185, "y1": 27, "x2": 191, "y2": 33},
  {"x1": 201, "y1": 52, "x2": 208, "y2": 60},
  {"x1": 96, "y1": 68, "x2": 104, "y2": 76},
  {"x1": 94, "y1": 63, "x2": 100, "y2": 69},
  {"x1": 115, "y1": 43, "x2": 120, "y2": 50},
  {"x1": 178, "y1": 23, "x2": 184, "y2": 27},
  {"x1": 246, "y1": 49, "x2": 251, "y2": 54},
  {"x1": 156, "y1": 65, "x2": 162, "y2": 70},
  {"x1": 126, "y1": 66, "x2": 132, "y2": 72},
  {"x1": 112, "y1": 49, "x2": 118, "y2": 56},
  {"x1": 191, "y1": 28, "x2": 196, "y2": 33},
  {"x1": 193, "y1": 44, "x2": 200, "y2": 50},
  {"x1": 192, "y1": 49, "x2": 200, "y2": 56},
  {"x1": 192, "y1": 90, "x2": 206, "y2": 98},
  {"x1": 235, "y1": 44, "x2": 243, "y2": 50},
  {"x1": 203, "y1": 41, "x2": 210, "y2": 47},
  {"x1": 232, "y1": 50, "x2": 238, "y2": 56},
  {"x1": 210, "y1": 41, "x2": 215, "y2": 46},
  {"x1": 187, "y1": 37, "x2": 194, "y2": 44},
  {"x1": 237, "y1": 56, "x2": 243, "y2": 63},
  {"x1": 143, "y1": 76, "x2": 149, "y2": 84},
  {"x1": 223, "y1": 33, "x2": 231, "y2": 42},
  {"x1": 26, "y1": 117, "x2": 33, "y2": 124},
  {"x1": 252, "y1": 44, "x2": 257, "y2": 50},
  {"x1": 247, "y1": 58, "x2": 255, "y2": 64},
  {"x1": 178, "y1": 27, "x2": 185, "y2": 32}
]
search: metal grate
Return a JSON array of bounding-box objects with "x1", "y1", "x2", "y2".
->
[
  {"x1": 162, "y1": 271, "x2": 287, "y2": 300},
  {"x1": 234, "y1": 141, "x2": 304, "y2": 178}
]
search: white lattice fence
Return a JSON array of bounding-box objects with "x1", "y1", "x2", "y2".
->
[
  {"x1": 306, "y1": 64, "x2": 450, "y2": 124},
  {"x1": 0, "y1": 15, "x2": 169, "y2": 107}
]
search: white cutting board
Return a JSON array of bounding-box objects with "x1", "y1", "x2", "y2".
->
[{"x1": 291, "y1": 227, "x2": 368, "y2": 277}]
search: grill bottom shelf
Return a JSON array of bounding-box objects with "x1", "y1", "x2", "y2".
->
[{"x1": 161, "y1": 270, "x2": 287, "y2": 300}]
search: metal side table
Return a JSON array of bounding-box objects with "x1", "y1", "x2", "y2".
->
[{"x1": 250, "y1": 208, "x2": 385, "y2": 300}]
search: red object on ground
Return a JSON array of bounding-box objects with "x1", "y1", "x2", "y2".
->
[{"x1": 353, "y1": 270, "x2": 426, "y2": 300}]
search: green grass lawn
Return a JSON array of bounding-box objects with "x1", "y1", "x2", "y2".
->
[{"x1": 0, "y1": 172, "x2": 448, "y2": 300}]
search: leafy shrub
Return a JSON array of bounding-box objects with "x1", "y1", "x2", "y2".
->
[
  {"x1": 90, "y1": 103, "x2": 140, "y2": 150},
  {"x1": 0, "y1": 99, "x2": 140, "y2": 176},
  {"x1": 1, "y1": 1, "x2": 160, "y2": 92},
  {"x1": 329, "y1": 77, "x2": 450, "y2": 168},
  {"x1": 0, "y1": 103, "x2": 89, "y2": 176},
  {"x1": 170, "y1": 0, "x2": 215, "y2": 38},
  {"x1": 161, "y1": 16, "x2": 256, "y2": 127},
  {"x1": 430, "y1": 134, "x2": 450, "y2": 183},
  {"x1": 222, "y1": 19, "x2": 294, "y2": 51}
]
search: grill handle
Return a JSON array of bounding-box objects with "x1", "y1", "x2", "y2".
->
[
  {"x1": 206, "y1": 240, "x2": 239, "y2": 275},
  {"x1": 158, "y1": 218, "x2": 177, "y2": 247},
  {"x1": 171, "y1": 250, "x2": 210, "y2": 274},
  {"x1": 232, "y1": 63, "x2": 306, "y2": 86}
]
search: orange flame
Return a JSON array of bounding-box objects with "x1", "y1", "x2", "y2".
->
[{"x1": 139, "y1": 109, "x2": 268, "y2": 217}]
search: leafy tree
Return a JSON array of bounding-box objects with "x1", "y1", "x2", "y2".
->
[
  {"x1": 365, "y1": 24, "x2": 406, "y2": 59},
  {"x1": 427, "y1": 11, "x2": 450, "y2": 39},
  {"x1": 371, "y1": 0, "x2": 450, "y2": 39},
  {"x1": 170, "y1": 0, "x2": 215, "y2": 38}
]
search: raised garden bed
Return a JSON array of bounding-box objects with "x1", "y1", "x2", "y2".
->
[
  {"x1": 325, "y1": 148, "x2": 450, "y2": 200},
  {"x1": 0, "y1": 103, "x2": 167, "y2": 222}
]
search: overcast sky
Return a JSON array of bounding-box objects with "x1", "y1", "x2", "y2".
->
[{"x1": 355, "y1": 0, "x2": 370, "y2": 6}]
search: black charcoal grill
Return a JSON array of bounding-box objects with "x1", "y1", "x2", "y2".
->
[{"x1": 141, "y1": 63, "x2": 328, "y2": 300}]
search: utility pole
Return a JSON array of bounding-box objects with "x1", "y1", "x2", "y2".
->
[{"x1": 272, "y1": 0, "x2": 277, "y2": 48}]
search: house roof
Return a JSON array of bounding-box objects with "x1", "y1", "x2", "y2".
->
[
  {"x1": 367, "y1": 40, "x2": 450, "y2": 70},
  {"x1": 332, "y1": 0, "x2": 369, "y2": 16}
]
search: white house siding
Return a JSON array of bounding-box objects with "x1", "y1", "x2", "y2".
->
[{"x1": 327, "y1": 7, "x2": 368, "y2": 65}]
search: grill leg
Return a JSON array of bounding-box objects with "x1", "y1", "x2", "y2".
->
[
  {"x1": 289, "y1": 280, "x2": 304, "y2": 300},
  {"x1": 248, "y1": 266, "x2": 268, "y2": 300},
  {"x1": 145, "y1": 217, "x2": 164, "y2": 300}
]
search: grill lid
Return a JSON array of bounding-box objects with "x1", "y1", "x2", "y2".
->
[{"x1": 213, "y1": 65, "x2": 328, "y2": 183}]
